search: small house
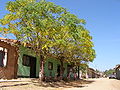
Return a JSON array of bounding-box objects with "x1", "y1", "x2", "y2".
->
[
  {"x1": 87, "y1": 68, "x2": 96, "y2": 78},
  {"x1": 115, "y1": 64, "x2": 120, "y2": 80},
  {"x1": 0, "y1": 37, "x2": 68, "y2": 80},
  {"x1": 0, "y1": 38, "x2": 18, "y2": 79},
  {"x1": 87, "y1": 68, "x2": 100, "y2": 78}
]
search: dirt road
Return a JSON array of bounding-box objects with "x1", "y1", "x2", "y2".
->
[
  {"x1": 64, "y1": 78, "x2": 120, "y2": 90},
  {"x1": 0, "y1": 78, "x2": 120, "y2": 90}
]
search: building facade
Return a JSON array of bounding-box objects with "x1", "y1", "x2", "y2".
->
[
  {"x1": 17, "y1": 46, "x2": 68, "y2": 78},
  {"x1": 115, "y1": 65, "x2": 120, "y2": 80},
  {"x1": 0, "y1": 38, "x2": 18, "y2": 79},
  {"x1": 0, "y1": 38, "x2": 68, "y2": 79}
]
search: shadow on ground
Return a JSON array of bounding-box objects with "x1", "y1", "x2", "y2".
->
[
  {"x1": 0, "y1": 83, "x2": 30, "y2": 88},
  {"x1": 32, "y1": 79, "x2": 95, "y2": 88},
  {"x1": 0, "y1": 79, "x2": 94, "y2": 88}
]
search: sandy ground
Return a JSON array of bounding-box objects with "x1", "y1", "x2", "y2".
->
[
  {"x1": 64, "y1": 78, "x2": 120, "y2": 90},
  {"x1": 0, "y1": 78, "x2": 120, "y2": 90}
]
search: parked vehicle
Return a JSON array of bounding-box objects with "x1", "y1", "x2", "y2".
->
[{"x1": 109, "y1": 74, "x2": 116, "y2": 79}]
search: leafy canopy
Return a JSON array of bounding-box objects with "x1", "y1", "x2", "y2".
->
[{"x1": 0, "y1": 0, "x2": 96, "y2": 66}]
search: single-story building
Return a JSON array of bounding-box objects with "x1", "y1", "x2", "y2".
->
[
  {"x1": 17, "y1": 46, "x2": 68, "y2": 79},
  {"x1": 115, "y1": 64, "x2": 120, "y2": 80},
  {"x1": 0, "y1": 37, "x2": 18, "y2": 79},
  {"x1": 87, "y1": 68, "x2": 100, "y2": 78},
  {"x1": 0, "y1": 37, "x2": 70, "y2": 79}
]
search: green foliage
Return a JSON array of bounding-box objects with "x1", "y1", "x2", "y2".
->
[
  {"x1": 0, "y1": 0, "x2": 96, "y2": 69},
  {"x1": 104, "y1": 69, "x2": 115, "y2": 76}
]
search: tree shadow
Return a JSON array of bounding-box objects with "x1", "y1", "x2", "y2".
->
[
  {"x1": 32, "y1": 79, "x2": 95, "y2": 88},
  {"x1": 0, "y1": 83, "x2": 30, "y2": 88},
  {"x1": 0, "y1": 79, "x2": 95, "y2": 88}
]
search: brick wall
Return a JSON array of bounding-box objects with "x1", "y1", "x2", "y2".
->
[{"x1": 0, "y1": 41, "x2": 18, "y2": 79}]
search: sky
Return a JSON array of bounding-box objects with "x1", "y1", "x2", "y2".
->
[{"x1": 0, "y1": 0, "x2": 120, "y2": 71}]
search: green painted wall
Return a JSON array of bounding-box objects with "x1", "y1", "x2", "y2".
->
[
  {"x1": 17, "y1": 46, "x2": 68, "y2": 78},
  {"x1": 44, "y1": 58, "x2": 68, "y2": 77},
  {"x1": 17, "y1": 46, "x2": 40, "y2": 77}
]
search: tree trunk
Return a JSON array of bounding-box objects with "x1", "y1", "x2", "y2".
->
[
  {"x1": 60, "y1": 59, "x2": 64, "y2": 80},
  {"x1": 39, "y1": 55, "x2": 45, "y2": 82},
  {"x1": 78, "y1": 66, "x2": 80, "y2": 79}
]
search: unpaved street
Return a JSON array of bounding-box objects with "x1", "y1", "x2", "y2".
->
[
  {"x1": 64, "y1": 78, "x2": 120, "y2": 90},
  {"x1": 0, "y1": 78, "x2": 120, "y2": 90},
  {"x1": 84, "y1": 78, "x2": 120, "y2": 90}
]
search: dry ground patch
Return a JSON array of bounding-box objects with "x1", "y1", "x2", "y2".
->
[{"x1": 0, "y1": 79, "x2": 94, "y2": 90}]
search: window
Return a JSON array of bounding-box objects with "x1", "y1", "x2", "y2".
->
[
  {"x1": 22, "y1": 55, "x2": 30, "y2": 66},
  {"x1": 48, "y1": 62, "x2": 53, "y2": 70},
  {"x1": 0, "y1": 47, "x2": 8, "y2": 67},
  {"x1": 0, "y1": 51, "x2": 5, "y2": 67}
]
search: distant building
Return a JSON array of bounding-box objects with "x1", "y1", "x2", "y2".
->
[
  {"x1": 87, "y1": 68, "x2": 100, "y2": 78},
  {"x1": 115, "y1": 64, "x2": 120, "y2": 80}
]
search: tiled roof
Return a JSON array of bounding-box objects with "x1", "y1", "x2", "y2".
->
[
  {"x1": 88, "y1": 68, "x2": 95, "y2": 71},
  {"x1": 0, "y1": 37, "x2": 18, "y2": 45},
  {"x1": 115, "y1": 64, "x2": 120, "y2": 70}
]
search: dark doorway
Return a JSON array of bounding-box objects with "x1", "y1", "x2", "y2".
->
[
  {"x1": 30, "y1": 57, "x2": 36, "y2": 78},
  {"x1": 22, "y1": 55, "x2": 36, "y2": 78},
  {"x1": 57, "y1": 65, "x2": 60, "y2": 77}
]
